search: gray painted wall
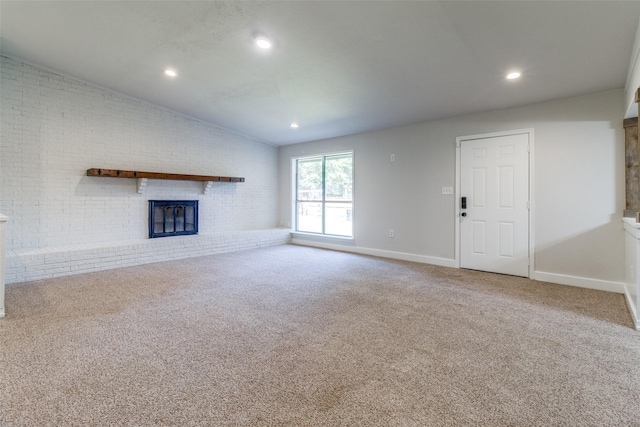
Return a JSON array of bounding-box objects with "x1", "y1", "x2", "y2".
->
[{"x1": 279, "y1": 89, "x2": 625, "y2": 286}]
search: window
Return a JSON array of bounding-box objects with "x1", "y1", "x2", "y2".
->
[{"x1": 295, "y1": 152, "x2": 353, "y2": 237}]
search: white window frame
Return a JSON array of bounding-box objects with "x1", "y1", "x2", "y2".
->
[{"x1": 291, "y1": 150, "x2": 354, "y2": 240}]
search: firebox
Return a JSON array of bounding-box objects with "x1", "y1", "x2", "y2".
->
[{"x1": 149, "y1": 200, "x2": 198, "y2": 238}]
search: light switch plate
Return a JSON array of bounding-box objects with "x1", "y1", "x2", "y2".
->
[{"x1": 441, "y1": 186, "x2": 453, "y2": 195}]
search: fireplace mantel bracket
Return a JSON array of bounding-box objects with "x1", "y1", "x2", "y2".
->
[
  {"x1": 87, "y1": 168, "x2": 245, "y2": 195},
  {"x1": 204, "y1": 181, "x2": 213, "y2": 195},
  {"x1": 137, "y1": 178, "x2": 148, "y2": 194}
]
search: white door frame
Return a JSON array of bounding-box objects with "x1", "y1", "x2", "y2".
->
[{"x1": 454, "y1": 129, "x2": 535, "y2": 278}]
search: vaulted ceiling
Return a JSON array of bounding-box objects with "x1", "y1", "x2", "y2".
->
[{"x1": 2, "y1": 1, "x2": 640, "y2": 146}]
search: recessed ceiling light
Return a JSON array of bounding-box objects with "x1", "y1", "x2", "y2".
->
[
  {"x1": 506, "y1": 71, "x2": 521, "y2": 80},
  {"x1": 164, "y1": 69, "x2": 177, "y2": 77},
  {"x1": 289, "y1": 122, "x2": 299, "y2": 129},
  {"x1": 254, "y1": 35, "x2": 273, "y2": 49}
]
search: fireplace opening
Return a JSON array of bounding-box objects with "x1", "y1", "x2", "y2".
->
[{"x1": 149, "y1": 200, "x2": 198, "y2": 238}]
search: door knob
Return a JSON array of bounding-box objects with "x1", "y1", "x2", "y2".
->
[{"x1": 461, "y1": 212, "x2": 467, "y2": 217}]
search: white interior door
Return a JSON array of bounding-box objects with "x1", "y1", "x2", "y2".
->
[{"x1": 460, "y1": 132, "x2": 530, "y2": 277}]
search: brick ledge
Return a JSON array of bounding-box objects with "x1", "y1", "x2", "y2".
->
[{"x1": 6, "y1": 229, "x2": 292, "y2": 284}]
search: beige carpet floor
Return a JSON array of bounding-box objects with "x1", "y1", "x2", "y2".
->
[{"x1": 1, "y1": 244, "x2": 639, "y2": 426}]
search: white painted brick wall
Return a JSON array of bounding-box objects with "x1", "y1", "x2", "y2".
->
[
  {"x1": 0, "y1": 56, "x2": 288, "y2": 283},
  {"x1": 5, "y1": 229, "x2": 292, "y2": 284}
]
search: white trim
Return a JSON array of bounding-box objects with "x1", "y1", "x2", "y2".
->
[
  {"x1": 529, "y1": 132, "x2": 536, "y2": 278},
  {"x1": 289, "y1": 148, "x2": 355, "y2": 161},
  {"x1": 291, "y1": 238, "x2": 457, "y2": 268},
  {"x1": 455, "y1": 128, "x2": 535, "y2": 278},
  {"x1": 291, "y1": 157, "x2": 297, "y2": 230},
  {"x1": 623, "y1": 216, "x2": 640, "y2": 235},
  {"x1": 293, "y1": 237, "x2": 624, "y2": 295},
  {"x1": 291, "y1": 149, "x2": 355, "y2": 238},
  {"x1": 533, "y1": 271, "x2": 624, "y2": 294},
  {"x1": 622, "y1": 217, "x2": 640, "y2": 330},
  {"x1": 291, "y1": 232, "x2": 354, "y2": 244},
  {"x1": 454, "y1": 139, "x2": 461, "y2": 268},
  {"x1": 624, "y1": 285, "x2": 640, "y2": 330},
  {"x1": 0, "y1": 214, "x2": 7, "y2": 318}
]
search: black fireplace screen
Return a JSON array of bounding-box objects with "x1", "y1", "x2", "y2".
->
[{"x1": 149, "y1": 200, "x2": 198, "y2": 238}]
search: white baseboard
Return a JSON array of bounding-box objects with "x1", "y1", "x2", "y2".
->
[
  {"x1": 291, "y1": 240, "x2": 628, "y2": 295},
  {"x1": 533, "y1": 271, "x2": 625, "y2": 294},
  {"x1": 291, "y1": 238, "x2": 457, "y2": 268}
]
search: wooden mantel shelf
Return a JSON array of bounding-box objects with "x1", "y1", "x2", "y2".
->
[{"x1": 86, "y1": 168, "x2": 244, "y2": 194}]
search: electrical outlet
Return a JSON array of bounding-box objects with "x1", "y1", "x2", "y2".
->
[
  {"x1": 390, "y1": 154, "x2": 395, "y2": 162},
  {"x1": 389, "y1": 229, "x2": 394, "y2": 238}
]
